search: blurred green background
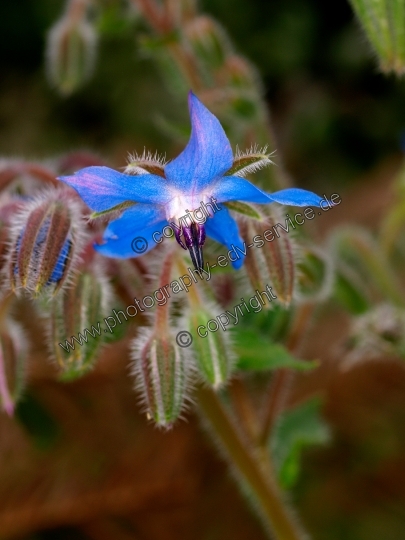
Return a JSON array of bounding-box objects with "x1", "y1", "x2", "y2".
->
[{"x1": 2, "y1": 0, "x2": 405, "y2": 189}]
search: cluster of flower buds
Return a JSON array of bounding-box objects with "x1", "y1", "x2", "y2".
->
[{"x1": 5, "y1": 189, "x2": 85, "y2": 297}]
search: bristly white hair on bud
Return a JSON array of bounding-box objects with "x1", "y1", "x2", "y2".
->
[
  {"x1": 45, "y1": 260, "x2": 114, "y2": 380},
  {"x1": 124, "y1": 150, "x2": 168, "y2": 178},
  {"x1": 183, "y1": 299, "x2": 237, "y2": 389},
  {"x1": 4, "y1": 189, "x2": 87, "y2": 297},
  {"x1": 227, "y1": 145, "x2": 276, "y2": 178},
  {"x1": 130, "y1": 325, "x2": 193, "y2": 429}
]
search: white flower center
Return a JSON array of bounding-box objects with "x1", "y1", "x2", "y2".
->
[{"x1": 165, "y1": 191, "x2": 215, "y2": 224}]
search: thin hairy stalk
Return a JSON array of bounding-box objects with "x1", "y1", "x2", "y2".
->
[
  {"x1": 196, "y1": 385, "x2": 306, "y2": 540},
  {"x1": 228, "y1": 376, "x2": 260, "y2": 442},
  {"x1": 154, "y1": 249, "x2": 175, "y2": 332}
]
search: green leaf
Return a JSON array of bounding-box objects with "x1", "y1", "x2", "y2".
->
[
  {"x1": 235, "y1": 329, "x2": 318, "y2": 372},
  {"x1": 271, "y1": 397, "x2": 330, "y2": 489}
]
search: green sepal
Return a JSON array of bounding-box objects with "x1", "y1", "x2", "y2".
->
[
  {"x1": 90, "y1": 200, "x2": 136, "y2": 220},
  {"x1": 227, "y1": 149, "x2": 274, "y2": 177},
  {"x1": 224, "y1": 201, "x2": 262, "y2": 219}
]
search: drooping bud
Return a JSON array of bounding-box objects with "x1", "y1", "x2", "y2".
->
[
  {"x1": 184, "y1": 15, "x2": 231, "y2": 70},
  {"x1": 240, "y1": 207, "x2": 296, "y2": 305},
  {"x1": 46, "y1": 263, "x2": 113, "y2": 380},
  {"x1": 131, "y1": 328, "x2": 190, "y2": 428},
  {"x1": 46, "y1": 3, "x2": 98, "y2": 96},
  {"x1": 296, "y1": 244, "x2": 334, "y2": 303},
  {"x1": 221, "y1": 55, "x2": 259, "y2": 89},
  {"x1": 186, "y1": 302, "x2": 236, "y2": 388},
  {"x1": 6, "y1": 190, "x2": 85, "y2": 297},
  {"x1": 0, "y1": 319, "x2": 27, "y2": 416},
  {"x1": 330, "y1": 227, "x2": 404, "y2": 311}
]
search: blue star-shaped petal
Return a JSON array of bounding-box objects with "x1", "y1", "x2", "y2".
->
[{"x1": 58, "y1": 91, "x2": 323, "y2": 270}]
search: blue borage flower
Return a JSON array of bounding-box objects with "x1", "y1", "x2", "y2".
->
[{"x1": 58, "y1": 91, "x2": 323, "y2": 271}]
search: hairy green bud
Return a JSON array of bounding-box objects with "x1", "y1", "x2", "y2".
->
[{"x1": 131, "y1": 329, "x2": 190, "y2": 428}]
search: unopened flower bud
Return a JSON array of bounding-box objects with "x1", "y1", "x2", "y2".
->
[
  {"x1": 184, "y1": 15, "x2": 231, "y2": 69},
  {"x1": 0, "y1": 320, "x2": 27, "y2": 416},
  {"x1": 6, "y1": 190, "x2": 85, "y2": 297},
  {"x1": 296, "y1": 244, "x2": 334, "y2": 302},
  {"x1": 187, "y1": 303, "x2": 235, "y2": 388},
  {"x1": 46, "y1": 13, "x2": 97, "y2": 95},
  {"x1": 241, "y1": 208, "x2": 296, "y2": 305},
  {"x1": 47, "y1": 264, "x2": 113, "y2": 380},
  {"x1": 131, "y1": 328, "x2": 190, "y2": 428},
  {"x1": 222, "y1": 55, "x2": 258, "y2": 89}
]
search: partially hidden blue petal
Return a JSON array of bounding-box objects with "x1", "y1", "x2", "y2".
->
[
  {"x1": 205, "y1": 207, "x2": 245, "y2": 269},
  {"x1": 210, "y1": 175, "x2": 273, "y2": 203},
  {"x1": 58, "y1": 166, "x2": 174, "y2": 212},
  {"x1": 267, "y1": 188, "x2": 324, "y2": 207},
  {"x1": 49, "y1": 237, "x2": 72, "y2": 283},
  {"x1": 95, "y1": 204, "x2": 167, "y2": 258},
  {"x1": 164, "y1": 91, "x2": 233, "y2": 193}
]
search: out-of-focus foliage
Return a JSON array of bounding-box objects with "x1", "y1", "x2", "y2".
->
[
  {"x1": 271, "y1": 398, "x2": 330, "y2": 488},
  {"x1": 349, "y1": 0, "x2": 405, "y2": 75}
]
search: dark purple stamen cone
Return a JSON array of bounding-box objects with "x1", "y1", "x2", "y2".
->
[{"x1": 181, "y1": 222, "x2": 206, "y2": 271}]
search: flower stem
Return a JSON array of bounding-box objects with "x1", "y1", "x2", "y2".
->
[
  {"x1": 196, "y1": 385, "x2": 306, "y2": 540},
  {"x1": 154, "y1": 249, "x2": 174, "y2": 333}
]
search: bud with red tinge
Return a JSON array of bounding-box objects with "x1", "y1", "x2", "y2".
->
[{"x1": 6, "y1": 190, "x2": 85, "y2": 297}]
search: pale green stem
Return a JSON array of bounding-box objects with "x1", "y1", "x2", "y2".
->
[{"x1": 196, "y1": 385, "x2": 307, "y2": 540}]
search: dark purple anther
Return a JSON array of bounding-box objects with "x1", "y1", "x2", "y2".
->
[
  {"x1": 176, "y1": 222, "x2": 206, "y2": 271},
  {"x1": 173, "y1": 224, "x2": 187, "y2": 250}
]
